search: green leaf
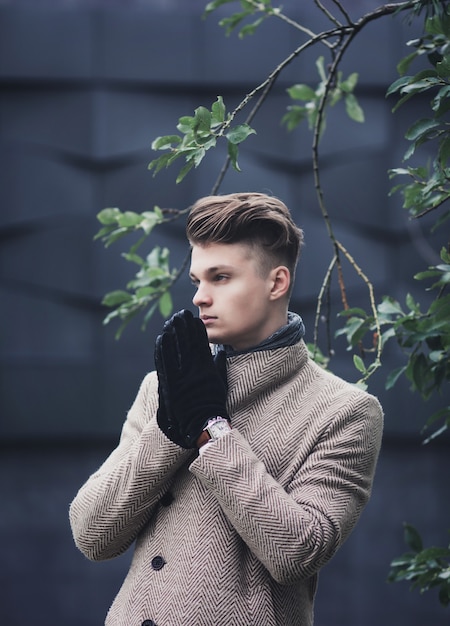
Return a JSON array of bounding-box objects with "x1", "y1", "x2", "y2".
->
[
  {"x1": 386, "y1": 366, "x2": 407, "y2": 390},
  {"x1": 140, "y1": 211, "x2": 163, "y2": 235},
  {"x1": 405, "y1": 118, "x2": 441, "y2": 141},
  {"x1": 239, "y1": 17, "x2": 264, "y2": 38},
  {"x1": 404, "y1": 524, "x2": 424, "y2": 553},
  {"x1": 436, "y1": 54, "x2": 450, "y2": 78},
  {"x1": 193, "y1": 106, "x2": 212, "y2": 133},
  {"x1": 193, "y1": 147, "x2": 206, "y2": 167},
  {"x1": 281, "y1": 106, "x2": 307, "y2": 131},
  {"x1": 219, "y1": 11, "x2": 248, "y2": 36},
  {"x1": 203, "y1": 0, "x2": 234, "y2": 16},
  {"x1": 397, "y1": 51, "x2": 419, "y2": 76},
  {"x1": 340, "y1": 72, "x2": 359, "y2": 93},
  {"x1": 335, "y1": 316, "x2": 367, "y2": 348},
  {"x1": 401, "y1": 77, "x2": 442, "y2": 95},
  {"x1": 353, "y1": 354, "x2": 366, "y2": 374},
  {"x1": 211, "y1": 96, "x2": 226, "y2": 124},
  {"x1": 227, "y1": 141, "x2": 240, "y2": 171},
  {"x1": 102, "y1": 290, "x2": 132, "y2": 307},
  {"x1": 117, "y1": 211, "x2": 142, "y2": 228},
  {"x1": 439, "y1": 135, "x2": 450, "y2": 166},
  {"x1": 316, "y1": 56, "x2": 326, "y2": 82},
  {"x1": 405, "y1": 292, "x2": 420, "y2": 313},
  {"x1": 381, "y1": 327, "x2": 396, "y2": 347},
  {"x1": 386, "y1": 75, "x2": 413, "y2": 97},
  {"x1": 122, "y1": 252, "x2": 144, "y2": 266},
  {"x1": 97, "y1": 207, "x2": 122, "y2": 225},
  {"x1": 345, "y1": 93, "x2": 365, "y2": 122},
  {"x1": 338, "y1": 307, "x2": 368, "y2": 318},
  {"x1": 148, "y1": 152, "x2": 181, "y2": 176},
  {"x1": 151, "y1": 135, "x2": 181, "y2": 150},
  {"x1": 287, "y1": 84, "x2": 317, "y2": 101},
  {"x1": 158, "y1": 290, "x2": 173, "y2": 318},
  {"x1": 433, "y1": 86, "x2": 450, "y2": 116},
  {"x1": 93, "y1": 224, "x2": 115, "y2": 242},
  {"x1": 177, "y1": 115, "x2": 195, "y2": 133},
  {"x1": 226, "y1": 123, "x2": 256, "y2": 144},
  {"x1": 146, "y1": 246, "x2": 167, "y2": 268},
  {"x1": 422, "y1": 406, "x2": 450, "y2": 443},
  {"x1": 176, "y1": 160, "x2": 195, "y2": 184},
  {"x1": 378, "y1": 298, "x2": 404, "y2": 316},
  {"x1": 389, "y1": 167, "x2": 411, "y2": 177},
  {"x1": 101, "y1": 227, "x2": 129, "y2": 247}
]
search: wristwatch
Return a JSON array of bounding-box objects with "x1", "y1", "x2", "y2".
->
[{"x1": 196, "y1": 416, "x2": 231, "y2": 448}]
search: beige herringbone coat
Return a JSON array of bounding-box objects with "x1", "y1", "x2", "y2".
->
[{"x1": 70, "y1": 340, "x2": 383, "y2": 626}]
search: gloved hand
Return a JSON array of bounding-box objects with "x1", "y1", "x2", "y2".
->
[{"x1": 154, "y1": 309, "x2": 229, "y2": 448}]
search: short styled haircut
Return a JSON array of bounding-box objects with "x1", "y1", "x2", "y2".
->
[{"x1": 186, "y1": 192, "x2": 304, "y2": 290}]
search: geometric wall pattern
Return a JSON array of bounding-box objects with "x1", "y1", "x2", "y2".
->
[{"x1": 0, "y1": 2, "x2": 448, "y2": 625}]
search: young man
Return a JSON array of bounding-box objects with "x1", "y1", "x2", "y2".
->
[{"x1": 70, "y1": 192, "x2": 383, "y2": 626}]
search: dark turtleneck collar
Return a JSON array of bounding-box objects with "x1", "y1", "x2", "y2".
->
[{"x1": 214, "y1": 311, "x2": 305, "y2": 357}]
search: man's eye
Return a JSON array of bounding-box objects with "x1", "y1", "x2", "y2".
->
[{"x1": 214, "y1": 274, "x2": 227, "y2": 282}]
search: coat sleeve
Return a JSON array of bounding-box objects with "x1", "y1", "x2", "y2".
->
[
  {"x1": 189, "y1": 390, "x2": 383, "y2": 584},
  {"x1": 69, "y1": 372, "x2": 193, "y2": 561}
]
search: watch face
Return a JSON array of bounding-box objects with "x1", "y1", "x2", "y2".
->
[{"x1": 208, "y1": 419, "x2": 230, "y2": 439}]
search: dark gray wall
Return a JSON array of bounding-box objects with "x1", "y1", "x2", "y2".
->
[{"x1": 1, "y1": 1, "x2": 449, "y2": 625}]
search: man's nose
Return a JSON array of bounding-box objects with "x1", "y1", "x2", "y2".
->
[{"x1": 192, "y1": 283, "x2": 212, "y2": 307}]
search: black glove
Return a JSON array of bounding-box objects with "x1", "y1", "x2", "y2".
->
[{"x1": 154, "y1": 309, "x2": 229, "y2": 448}]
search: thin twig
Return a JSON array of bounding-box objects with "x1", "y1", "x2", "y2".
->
[
  {"x1": 313, "y1": 254, "x2": 337, "y2": 353},
  {"x1": 336, "y1": 253, "x2": 350, "y2": 310},
  {"x1": 314, "y1": 0, "x2": 344, "y2": 27},
  {"x1": 244, "y1": 0, "x2": 334, "y2": 46},
  {"x1": 217, "y1": 24, "x2": 354, "y2": 135},
  {"x1": 336, "y1": 240, "x2": 383, "y2": 362},
  {"x1": 414, "y1": 196, "x2": 450, "y2": 218},
  {"x1": 329, "y1": 0, "x2": 353, "y2": 24},
  {"x1": 309, "y1": 5, "x2": 412, "y2": 371}
]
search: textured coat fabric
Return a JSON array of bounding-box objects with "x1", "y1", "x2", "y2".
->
[{"x1": 69, "y1": 340, "x2": 383, "y2": 626}]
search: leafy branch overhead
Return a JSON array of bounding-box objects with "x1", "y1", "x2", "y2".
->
[
  {"x1": 97, "y1": 0, "x2": 393, "y2": 360},
  {"x1": 337, "y1": 246, "x2": 450, "y2": 443},
  {"x1": 282, "y1": 56, "x2": 364, "y2": 134},
  {"x1": 149, "y1": 97, "x2": 256, "y2": 183},
  {"x1": 387, "y1": 10, "x2": 450, "y2": 220},
  {"x1": 95, "y1": 1, "x2": 450, "y2": 393},
  {"x1": 95, "y1": 206, "x2": 180, "y2": 337}
]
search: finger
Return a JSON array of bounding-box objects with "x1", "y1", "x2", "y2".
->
[
  {"x1": 192, "y1": 314, "x2": 209, "y2": 345},
  {"x1": 191, "y1": 316, "x2": 215, "y2": 364},
  {"x1": 160, "y1": 330, "x2": 181, "y2": 378},
  {"x1": 155, "y1": 336, "x2": 172, "y2": 412},
  {"x1": 154, "y1": 333, "x2": 163, "y2": 372},
  {"x1": 172, "y1": 315, "x2": 193, "y2": 370},
  {"x1": 162, "y1": 308, "x2": 189, "y2": 332}
]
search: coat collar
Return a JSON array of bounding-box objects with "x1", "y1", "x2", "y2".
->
[{"x1": 226, "y1": 340, "x2": 309, "y2": 414}]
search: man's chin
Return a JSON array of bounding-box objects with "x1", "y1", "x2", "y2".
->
[{"x1": 206, "y1": 330, "x2": 226, "y2": 346}]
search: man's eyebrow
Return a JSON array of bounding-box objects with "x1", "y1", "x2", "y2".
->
[{"x1": 189, "y1": 265, "x2": 234, "y2": 278}]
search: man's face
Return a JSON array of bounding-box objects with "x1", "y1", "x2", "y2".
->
[{"x1": 189, "y1": 241, "x2": 281, "y2": 351}]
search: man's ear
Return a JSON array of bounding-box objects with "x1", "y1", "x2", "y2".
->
[{"x1": 269, "y1": 266, "x2": 291, "y2": 301}]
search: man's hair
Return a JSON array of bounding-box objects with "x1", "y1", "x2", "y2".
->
[{"x1": 186, "y1": 192, "x2": 304, "y2": 293}]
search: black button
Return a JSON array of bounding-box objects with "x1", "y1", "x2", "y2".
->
[
  {"x1": 160, "y1": 491, "x2": 174, "y2": 507},
  {"x1": 151, "y1": 555, "x2": 165, "y2": 571},
  {"x1": 141, "y1": 621, "x2": 156, "y2": 626}
]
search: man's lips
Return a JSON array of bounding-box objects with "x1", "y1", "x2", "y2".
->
[{"x1": 200, "y1": 315, "x2": 217, "y2": 324}]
